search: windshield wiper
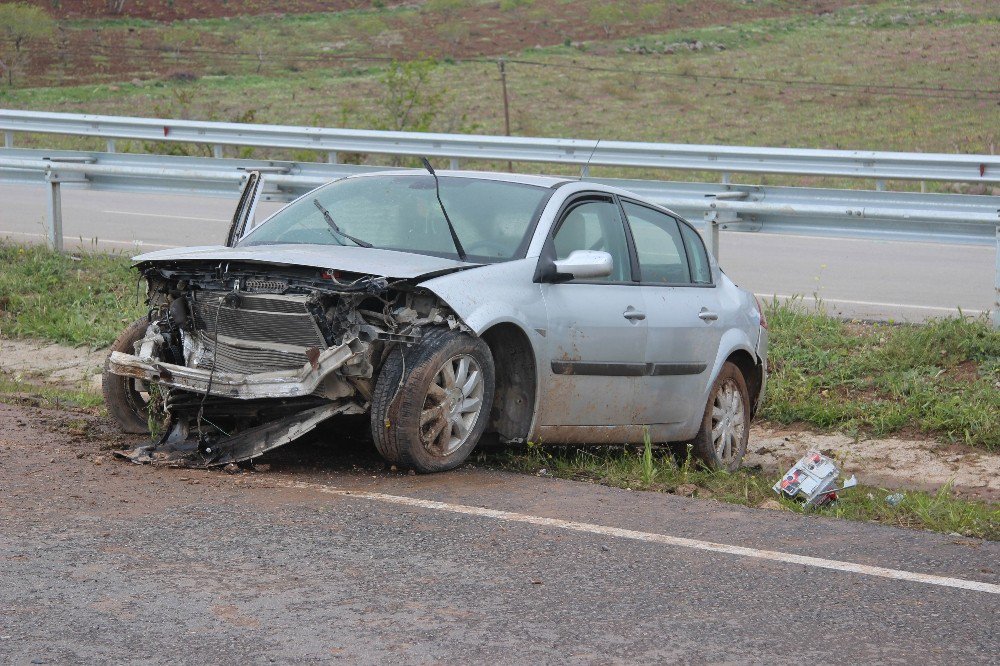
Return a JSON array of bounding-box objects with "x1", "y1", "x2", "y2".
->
[
  {"x1": 312, "y1": 199, "x2": 373, "y2": 248},
  {"x1": 420, "y1": 157, "x2": 467, "y2": 262}
]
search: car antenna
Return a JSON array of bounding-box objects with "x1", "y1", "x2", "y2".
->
[
  {"x1": 420, "y1": 157, "x2": 468, "y2": 262},
  {"x1": 580, "y1": 138, "x2": 601, "y2": 180}
]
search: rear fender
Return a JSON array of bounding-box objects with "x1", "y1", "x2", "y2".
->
[{"x1": 672, "y1": 327, "x2": 760, "y2": 441}]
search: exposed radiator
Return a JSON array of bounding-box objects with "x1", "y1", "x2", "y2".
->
[{"x1": 190, "y1": 292, "x2": 326, "y2": 374}]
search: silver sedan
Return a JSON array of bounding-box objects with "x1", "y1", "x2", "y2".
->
[{"x1": 105, "y1": 170, "x2": 767, "y2": 473}]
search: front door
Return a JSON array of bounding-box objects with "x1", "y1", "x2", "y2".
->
[{"x1": 535, "y1": 196, "x2": 648, "y2": 432}]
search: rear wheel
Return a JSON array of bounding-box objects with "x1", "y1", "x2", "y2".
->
[
  {"x1": 102, "y1": 316, "x2": 152, "y2": 434},
  {"x1": 371, "y1": 328, "x2": 495, "y2": 473},
  {"x1": 689, "y1": 361, "x2": 750, "y2": 472}
]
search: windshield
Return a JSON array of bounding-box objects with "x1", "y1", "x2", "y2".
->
[{"x1": 239, "y1": 174, "x2": 552, "y2": 262}]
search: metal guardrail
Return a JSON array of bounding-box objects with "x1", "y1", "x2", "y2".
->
[
  {"x1": 2, "y1": 148, "x2": 998, "y2": 328},
  {"x1": 3, "y1": 110, "x2": 1000, "y2": 185},
  {"x1": 2, "y1": 148, "x2": 996, "y2": 246}
]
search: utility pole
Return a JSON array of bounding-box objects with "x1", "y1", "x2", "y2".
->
[{"x1": 498, "y1": 58, "x2": 513, "y2": 172}]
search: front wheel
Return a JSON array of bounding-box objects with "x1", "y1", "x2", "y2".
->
[
  {"x1": 371, "y1": 328, "x2": 495, "y2": 473},
  {"x1": 102, "y1": 316, "x2": 152, "y2": 434},
  {"x1": 689, "y1": 362, "x2": 750, "y2": 472}
]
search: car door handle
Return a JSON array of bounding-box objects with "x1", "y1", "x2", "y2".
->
[
  {"x1": 698, "y1": 310, "x2": 719, "y2": 321},
  {"x1": 623, "y1": 309, "x2": 646, "y2": 321}
]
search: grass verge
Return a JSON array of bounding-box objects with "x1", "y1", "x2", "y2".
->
[
  {"x1": 476, "y1": 435, "x2": 999, "y2": 540},
  {"x1": 762, "y1": 299, "x2": 1000, "y2": 451},
  {"x1": 0, "y1": 242, "x2": 145, "y2": 347}
]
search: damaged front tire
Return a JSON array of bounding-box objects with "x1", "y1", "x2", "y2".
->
[
  {"x1": 102, "y1": 315, "x2": 153, "y2": 434},
  {"x1": 371, "y1": 328, "x2": 495, "y2": 473}
]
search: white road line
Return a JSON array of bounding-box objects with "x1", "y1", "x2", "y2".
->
[
  {"x1": 102, "y1": 210, "x2": 228, "y2": 223},
  {"x1": 0, "y1": 230, "x2": 175, "y2": 249},
  {"x1": 280, "y1": 480, "x2": 1000, "y2": 595},
  {"x1": 757, "y1": 293, "x2": 984, "y2": 315}
]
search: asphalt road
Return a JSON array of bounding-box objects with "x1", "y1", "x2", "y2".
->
[
  {"x1": 1, "y1": 404, "x2": 998, "y2": 664},
  {"x1": 0, "y1": 183, "x2": 994, "y2": 322}
]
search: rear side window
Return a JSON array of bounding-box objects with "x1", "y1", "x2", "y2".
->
[
  {"x1": 622, "y1": 202, "x2": 690, "y2": 284},
  {"x1": 679, "y1": 222, "x2": 712, "y2": 284}
]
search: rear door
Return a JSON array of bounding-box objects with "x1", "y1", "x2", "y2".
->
[
  {"x1": 620, "y1": 200, "x2": 724, "y2": 425},
  {"x1": 536, "y1": 194, "x2": 648, "y2": 429}
]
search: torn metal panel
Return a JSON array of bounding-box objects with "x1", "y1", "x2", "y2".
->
[{"x1": 116, "y1": 402, "x2": 357, "y2": 467}]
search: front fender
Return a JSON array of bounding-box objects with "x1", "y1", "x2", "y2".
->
[
  {"x1": 419, "y1": 259, "x2": 546, "y2": 336},
  {"x1": 420, "y1": 258, "x2": 549, "y2": 441}
]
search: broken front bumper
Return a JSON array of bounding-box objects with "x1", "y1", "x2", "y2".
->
[{"x1": 108, "y1": 336, "x2": 365, "y2": 400}]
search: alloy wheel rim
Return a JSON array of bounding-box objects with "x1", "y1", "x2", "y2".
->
[
  {"x1": 420, "y1": 354, "x2": 485, "y2": 457},
  {"x1": 711, "y1": 379, "x2": 745, "y2": 462}
]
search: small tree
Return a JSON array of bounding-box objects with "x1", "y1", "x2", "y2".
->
[
  {"x1": 0, "y1": 2, "x2": 56, "y2": 86},
  {"x1": 107, "y1": 0, "x2": 127, "y2": 14},
  {"x1": 369, "y1": 59, "x2": 443, "y2": 133}
]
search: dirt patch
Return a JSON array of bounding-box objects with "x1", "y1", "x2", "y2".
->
[
  {"x1": 0, "y1": 337, "x2": 107, "y2": 391},
  {"x1": 746, "y1": 424, "x2": 1000, "y2": 502},
  {"x1": 25, "y1": 0, "x2": 399, "y2": 21}
]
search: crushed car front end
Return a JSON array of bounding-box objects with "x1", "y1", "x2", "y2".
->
[{"x1": 110, "y1": 254, "x2": 473, "y2": 466}]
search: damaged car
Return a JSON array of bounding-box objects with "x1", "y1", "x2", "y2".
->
[{"x1": 103, "y1": 167, "x2": 767, "y2": 473}]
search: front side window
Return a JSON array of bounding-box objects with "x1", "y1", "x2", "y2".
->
[
  {"x1": 239, "y1": 175, "x2": 550, "y2": 263},
  {"x1": 622, "y1": 202, "x2": 691, "y2": 284},
  {"x1": 552, "y1": 199, "x2": 632, "y2": 283}
]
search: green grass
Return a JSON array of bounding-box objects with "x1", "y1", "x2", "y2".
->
[
  {"x1": 0, "y1": 242, "x2": 144, "y2": 347},
  {"x1": 0, "y1": 374, "x2": 105, "y2": 411},
  {"x1": 477, "y1": 433, "x2": 1000, "y2": 539},
  {"x1": 762, "y1": 299, "x2": 1000, "y2": 450}
]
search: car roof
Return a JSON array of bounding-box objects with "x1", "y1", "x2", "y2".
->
[{"x1": 343, "y1": 169, "x2": 572, "y2": 189}]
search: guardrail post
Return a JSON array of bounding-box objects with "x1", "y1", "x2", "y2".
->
[
  {"x1": 106, "y1": 139, "x2": 116, "y2": 153},
  {"x1": 993, "y1": 226, "x2": 1000, "y2": 330},
  {"x1": 213, "y1": 144, "x2": 223, "y2": 159},
  {"x1": 703, "y1": 212, "x2": 721, "y2": 260},
  {"x1": 449, "y1": 158, "x2": 460, "y2": 170},
  {"x1": 327, "y1": 152, "x2": 339, "y2": 164},
  {"x1": 3, "y1": 131, "x2": 11, "y2": 148},
  {"x1": 45, "y1": 175, "x2": 64, "y2": 252},
  {"x1": 721, "y1": 172, "x2": 731, "y2": 185},
  {"x1": 876, "y1": 179, "x2": 886, "y2": 191}
]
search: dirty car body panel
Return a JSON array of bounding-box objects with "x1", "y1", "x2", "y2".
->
[{"x1": 108, "y1": 170, "x2": 767, "y2": 471}]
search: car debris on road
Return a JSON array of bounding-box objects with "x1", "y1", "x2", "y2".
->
[{"x1": 774, "y1": 451, "x2": 858, "y2": 507}]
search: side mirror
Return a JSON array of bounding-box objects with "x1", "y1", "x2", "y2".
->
[{"x1": 552, "y1": 250, "x2": 613, "y2": 281}]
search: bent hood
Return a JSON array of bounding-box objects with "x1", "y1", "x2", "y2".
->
[{"x1": 133, "y1": 244, "x2": 478, "y2": 280}]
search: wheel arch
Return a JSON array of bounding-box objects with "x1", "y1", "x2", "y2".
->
[
  {"x1": 724, "y1": 348, "x2": 764, "y2": 418},
  {"x1": 479, "y1": 321, "x2": 539, "y2": 443}
]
